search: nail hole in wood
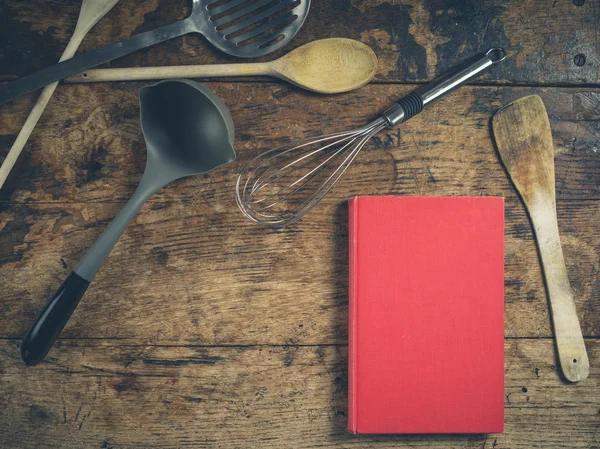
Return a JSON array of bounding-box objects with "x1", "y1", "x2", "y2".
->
[
  {"x1": 573, "y1": 358, "x2": 577, "y2": 363},
  {"x1": 574, "y1": 54, "x2": 586, "y2": 66}
]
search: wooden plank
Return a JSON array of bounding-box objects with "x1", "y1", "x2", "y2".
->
[
  {"x1": 0, "y1": 339, "x2": 598, "y2": 449},
  {"x1": 1, "y1": 196, "x2": 598, "y2": 342},
  {"x1": 1, "y1": 0, "x2": 598, "y2": 85},
  {"x1": 1, "y1": 84, "x2": 599, "y2": 204}
]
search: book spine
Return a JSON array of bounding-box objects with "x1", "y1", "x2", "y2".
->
[
  {"x1": 500, "y1": 197, "x2": 506, "y2": 432},
  {"x1": 347, "y1": 197, "x2": 358, "y2": 434}
]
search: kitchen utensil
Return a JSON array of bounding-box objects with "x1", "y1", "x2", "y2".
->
[
  {"x1": 0, "y1": 0, "x2": 120, "y2": 190},
  {"x1": 236, "y1": 48, "x2": 506, "y2": 227},
  {"x1": 0, "y1": 0, "x2": 311, "y2": 105},
  {"x1": 21, "y1": 80, "x2": 236, "y2": 366},
  {"x1": 65, "y1": 38, "x2": 378, "y2": 94},
  {"x1": 492, "y1": 94, "x2": 589, "y2": 382}
]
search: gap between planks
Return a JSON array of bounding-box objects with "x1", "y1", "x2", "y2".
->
[
  {"x1": 1, "y1": 336, "x2": 599, "y2": 346},
  {"x1": 1, "y1": 78, "x2": 600, "y2": 89}
]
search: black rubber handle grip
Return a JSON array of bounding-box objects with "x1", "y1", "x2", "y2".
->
[
  {"x1": 21, "y1": 272, "x2": 90, "y2": 366},
  {"x1": 396, "y1": 91, "x2": 424, "y2": 120}
]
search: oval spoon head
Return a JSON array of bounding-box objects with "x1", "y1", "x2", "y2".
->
[
  {"x1": 271, "y1": 38, "x2": 378, "y2": 94},
  {"x1": 140, "y1": 80, "x2": 236, "y2": 179}
]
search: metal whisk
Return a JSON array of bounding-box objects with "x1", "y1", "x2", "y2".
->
[{"x1": 236, "y1": 48, "x2": 506, "y2": 227}]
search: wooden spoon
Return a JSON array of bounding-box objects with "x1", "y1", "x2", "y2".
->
[
  {"x1": 492, "y1": 95, "x2": 589, "y2": 382},
  {"x1": 64, "y1": 38, "x2": 378, "y2": 94},
  {"x1": 0, "y1": 0, "x2": 120, "y2": 190}
]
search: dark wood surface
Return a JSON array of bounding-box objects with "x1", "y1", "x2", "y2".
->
[{"x1": 1, "y1": 0, "x2": 599, "y2": 448}]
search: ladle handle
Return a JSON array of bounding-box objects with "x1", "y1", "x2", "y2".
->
[
  {"x1": 0, "y1": 19, "x2": 194, "y2": 105},
  {"x1": 21, "y1": 272, "x2": 90, "y2": 365},
  {"x1": 383, "y1": 47, "x2": 506, "y2": 126},
  {"x1": 21, "y1": 172, "x2": 162, "y2": 366}
]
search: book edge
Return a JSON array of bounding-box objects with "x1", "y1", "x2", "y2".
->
[
  {"x1": 347, "y1": 197, "x2": 359, "y2": 434},
  {"x1": 347, "y1": 195, "x2": 505, "y2": 434},
  {"x1": 500, "y1": 196, "x2": 505, "y2": 430}
]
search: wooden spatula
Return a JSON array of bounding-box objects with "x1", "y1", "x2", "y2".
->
[{"x1": 492, "y1": 94, "x2": 589, "y2": 382}]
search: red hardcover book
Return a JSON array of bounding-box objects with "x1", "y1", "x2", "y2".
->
[{"x1": 348, "y1": 196, "x2": 504, "y2": 434}]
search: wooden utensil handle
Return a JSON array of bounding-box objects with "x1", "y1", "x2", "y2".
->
[
  {"x1": 529, "y1": 196, "x2": 589, "y2": 382},
  {"x1": 0, "y1": 24, "x2": 91, "y2": 189},
  {"x1": 0, "y1": 20, "x2": 192, "y2": 104},
  {"x1": 65, "y1": 63, "x2": 273, "y2": 83}
]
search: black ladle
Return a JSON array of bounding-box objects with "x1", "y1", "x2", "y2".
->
[{"x1": 21, "y1": 80, "x2": 236, "y2": 365}]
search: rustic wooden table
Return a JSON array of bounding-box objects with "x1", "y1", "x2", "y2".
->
[{"x1": 1, "y1": 1, "x2": 599, "y2": 448}]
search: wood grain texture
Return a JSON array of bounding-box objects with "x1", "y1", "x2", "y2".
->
[
  {"x1": 0, "y1": 340, "x2": 599, "y2": 449},
  {"x1": 0, "y1": 0, "x2": 598, "y2": 85},
  {"x1": 1, "y1": 84, "x2": 599, "y2": 204},
  {"x1": 1, "y1": 196, "x2": 599, "y2": 342},
  {"x1": 1, "y1": 1, "x2": 600, "y2": 447},
  {"x1": 0, "y1": 85, "x2": 599, "y2": 345},
  {"x1": 0, "y1": 0, "x2": 120, "y2": 189}
]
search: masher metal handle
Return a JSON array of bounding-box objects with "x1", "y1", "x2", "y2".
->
[
  {"x1": 384, "y1": 48, "x2": 506, "y2": 126},
  {"x1": 0, "y1": 20, "x2": 194, "y2": 105}
]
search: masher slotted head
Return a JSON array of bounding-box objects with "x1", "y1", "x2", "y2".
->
[
  {"x1": 0, "y1": 0, "x2": 312, "y2": 105},
  {"x1": 194, "y1": 0, "x2": 311, "y2": 57}
]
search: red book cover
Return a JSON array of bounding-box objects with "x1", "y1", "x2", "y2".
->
[{"x1": 348, "y1": 196, "x2": 504, "y2": 434}]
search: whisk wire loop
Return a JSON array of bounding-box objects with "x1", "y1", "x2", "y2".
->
[{"x1": 236, "y1": 117, "x2": 388, "y2": 226}]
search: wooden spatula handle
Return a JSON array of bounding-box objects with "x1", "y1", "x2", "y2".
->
[{"x1": 529, "y1": 195, "x2": 589, "y2": 382}]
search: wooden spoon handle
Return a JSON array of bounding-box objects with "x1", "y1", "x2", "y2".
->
[
  {"x1": 529, "y1": 195, "x2": 589, "y2": 382},
  {"x1": 65, "y1": 63, "x2": 274, "y2": 83}
]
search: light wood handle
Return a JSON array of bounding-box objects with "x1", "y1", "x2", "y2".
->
[
  {"x1": 529, "y1": 194, "x2": 589, "y2": 382},
  {"x1": 0, "y1": 0, "x2": 120, "y2": 189},
  {"x1": 0, "y1": 35, "x2": 85, "y2": 189},
  {"x1": 64, "y1": 63, "x2": 274, "y2": 83}
]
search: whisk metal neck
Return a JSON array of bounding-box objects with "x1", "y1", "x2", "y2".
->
[{"x1": 383, "y1": 47, "x2": 505, "y2": 126}]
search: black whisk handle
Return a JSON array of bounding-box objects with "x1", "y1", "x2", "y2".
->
[
  {"x1": 383, "y1": 92, "x2": 424, "y2": 125},
  {"x1": 383, "y1": 47, "x2": 506, "y2": 126}
]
